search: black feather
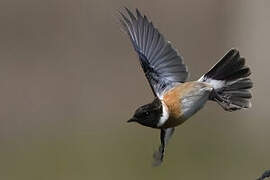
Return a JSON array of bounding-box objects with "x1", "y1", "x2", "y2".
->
[
  {"x1": 119, "y1": 8, "x2": 188, "y2": 97},
  {"x1": 201, "y1": 49, "x2": 253, "y2": 111}
]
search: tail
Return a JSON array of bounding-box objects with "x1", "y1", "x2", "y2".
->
[{"x1": 199, "y1": 49, "x2": 253, "y2": 111}]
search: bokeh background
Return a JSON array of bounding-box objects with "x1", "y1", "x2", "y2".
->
[{"x1": 0, "y1": 0, "x2": 269, "y2": 179}]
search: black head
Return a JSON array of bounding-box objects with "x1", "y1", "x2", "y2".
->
[{"x1": 128, "y1": 98, "x2": 163, "y2": 128}]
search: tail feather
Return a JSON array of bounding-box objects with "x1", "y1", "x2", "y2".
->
[
  {"x1": 223, "y1": 89, "x2": 252, "y2": 99},
  {"x1": 199, "y1": 49, "x2": 253, "y2": 111},
  {"x1": 223, "y1": 78, "x2": 253, "y2": 91}
]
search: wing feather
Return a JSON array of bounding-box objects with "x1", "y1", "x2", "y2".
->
[{"x1": 120, "y1": 8, "x2": 188, "y2": 97}]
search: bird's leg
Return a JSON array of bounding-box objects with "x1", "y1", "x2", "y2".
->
[{"x1": 153, "y1": 128, "x2": 175, "y2": 166}]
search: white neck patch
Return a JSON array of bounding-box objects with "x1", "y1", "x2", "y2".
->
[{"x1": 157, "y1": 101, "x2": 169, "y2": 127}]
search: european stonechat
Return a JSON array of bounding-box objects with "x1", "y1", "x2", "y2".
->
[{"x1": 119, "y1": 8, "x2": 253, "y2": 166}]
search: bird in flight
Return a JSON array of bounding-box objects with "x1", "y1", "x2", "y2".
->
[{"x1": 119, "y1": 8, "x2": 253, "y2": 166}]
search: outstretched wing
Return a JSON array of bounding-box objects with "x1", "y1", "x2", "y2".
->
[{"x1": 120, "y1": 8, "x2": 188, "y2": 97}]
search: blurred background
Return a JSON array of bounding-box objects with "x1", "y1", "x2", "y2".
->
[{"x1": 0, "y1": 0, "x2": 269, "y2": 179}]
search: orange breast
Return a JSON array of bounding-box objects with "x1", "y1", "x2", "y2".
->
[
  {"x1": 162, "y1": 87, "x2": 181, "y2": 119},
  {"x1": 162, "y1": 82, "x2": 198, "y2": 128},
  {"x1": 163, "y1": 83, "x2": 192, "y2": 116}
]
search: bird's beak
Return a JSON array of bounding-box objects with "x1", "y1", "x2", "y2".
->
[{"x1": 127, "y1": 117, "x2": 137, "y2": 123}]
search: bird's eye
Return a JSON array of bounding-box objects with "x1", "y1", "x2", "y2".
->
[{"x1": 144, "y1": 111, "x2": 150, "y2": 116}]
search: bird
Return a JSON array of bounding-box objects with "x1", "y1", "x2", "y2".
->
[{"x1": 119, "y1": 8, "x2": 253, "y2": 166}]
